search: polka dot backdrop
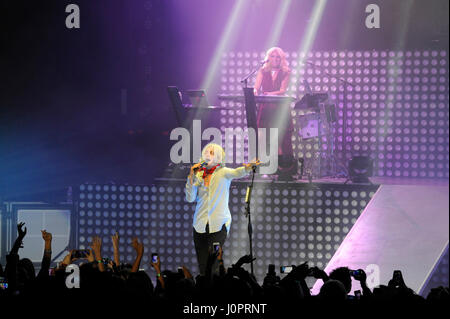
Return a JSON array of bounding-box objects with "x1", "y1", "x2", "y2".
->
[
  {"x1": 219, "y1": 50, "x2": 449, "y2": 179},
  {"x1": 76, "y1": 181, "x2": 378, "y2": 281}
]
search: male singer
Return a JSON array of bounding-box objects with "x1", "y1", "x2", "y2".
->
[{"x1": 185, "y1": 143, "x2": 260, "y2": 275}]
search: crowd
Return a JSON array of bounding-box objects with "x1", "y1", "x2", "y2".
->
[{"x1": 0, "y1": 223, "x2": 448, "y2": 315}]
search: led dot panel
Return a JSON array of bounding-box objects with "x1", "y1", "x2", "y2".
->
[
  {"x1": 76, "y1": 181, "x2": 377, "y2": 281},
  {"x1": 77, "y1": 184, "x2": 156, "y2": 271},
  {"x1": 220, "y1": 50, "x2": 449, "y2": 179}
]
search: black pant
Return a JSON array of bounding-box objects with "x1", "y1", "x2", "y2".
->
[{"x1": 193, "y1": 224, "x2": 227, "y2": 275}]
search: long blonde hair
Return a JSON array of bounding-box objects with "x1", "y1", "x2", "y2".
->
[{"x1": 262, "y1": 47, "x2": 290, "y2": 73}]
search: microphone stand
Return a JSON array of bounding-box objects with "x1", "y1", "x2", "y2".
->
[
  {"x1": 244, "y1": 165, "x2": 257, "y2": 277},
  {"x1": 240, "y1": 61, "x2": 266, "y2": 88}
]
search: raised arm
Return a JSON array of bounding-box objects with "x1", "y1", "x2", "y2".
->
[
  {"x1": 354, "y1": 269, "x2": 373, "y2": 297},
  {"x1": 37, "y1": 230, "x2": 52, "y2": 279},
  {"x1": 131, "y1": 237, "x2": 144, "y2": 272},
  {"x1": 10, "y1": 222, "x2": 27, "y2": 255},
  {"x1": 150, "y1": 256, "x2": 165, "y2": 290},
  {"x1": 91, "y1": 236, "x2": 104, "y2": 272},
  {"x1": 111, "y1": 231, "x2": 120, "y2": 267},
  {"x1": 224, "y1": 159, "x2": 261, "y2": 179}
]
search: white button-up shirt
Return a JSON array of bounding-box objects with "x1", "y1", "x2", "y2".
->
[{"x1": 185, "y1": 166, "x2": 249, "y2": 234}]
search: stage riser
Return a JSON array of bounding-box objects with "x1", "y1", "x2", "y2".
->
[
  {"x1": 312, "y1": 184, "x2": 449, "y2": 295},
  {"x1": 75, "y1": 181, "x2": 378, "y2": 281}
]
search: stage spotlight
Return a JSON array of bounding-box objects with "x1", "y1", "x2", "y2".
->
[{"x1": 346, "y1": 156, "x2": 373, "y2": 184}]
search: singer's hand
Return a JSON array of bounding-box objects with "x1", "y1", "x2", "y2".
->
[
  {"x1": 190, "y1": 162, "x2": 204, "y2": 174},
  {"x1": 189, "y1": 162, "x2": 203, "y2": 183},
  {"x1": 244, "y1": 158, "x2": 261, "y2": 172}
]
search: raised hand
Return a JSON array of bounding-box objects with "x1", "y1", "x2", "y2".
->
[
  {"x1": 310, "y1": 266, "x2": 328, "y2": 281},
  {"x1": 41, "y1": 230, "x2": 52, "y2": 242},
  {"x1": 353, "y1": 269, "x2": 367, "y2": 282},
  {"x1": 90, "y1": 236, "x2": 103, "y2": 261},
  {"x1": 61, "y1": 250, "x2": 73, "y2": 266},
  {"x1": 111, "y1": 231, "x2": 119, "y2": 248},
  {"x1": 244, "y1": 158, "x2": 261, "y2": 171},
  {"x1": 289, "y1": 261, "x2": 309, "y2": 279},
  {"x1": 91, "y1": 236, "x2": 102, "y2": 252},
  {"x1": 132, "y1": 237, "x2": 144, "y2": 256},
  {"x1": 11, "y1": 222, "x2": 27, "y2": 253},
  {"x1": 236, "y1": 254, "x2": 256, "y2": 267},
  {"x1": 86, "y1": 249, "x2": 95, "y2": 263},
  {"x1": 17, "y1": 222, "x2": 27, "y2": 239},
  {"x1": 181, "y1": 265, "x2": 193, "y2": 279},
  {"x1": 150, "y1": 255, "x2": 161, "y2": 270}
]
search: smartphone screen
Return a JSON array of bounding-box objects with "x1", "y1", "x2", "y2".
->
[
  {"x1": 0, "y1": 277, "x2": 7, "y2": 290},
  {"x1": 280, "y1": 266, "x2": 292, "y2": 274},
  {"x1": 152, "y1": 253, "x2": 158, "y2": 263}
]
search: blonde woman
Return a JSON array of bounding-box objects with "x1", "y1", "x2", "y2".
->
[
  {"x1": 185, "y1": 143, "x2": 260, "y2": 275},
  {"x1": 254, "y1": 46, "x2": 291, "y2": 96},
  {"x1": 254, "y1": 47, "x2": 294, "y2": 165}
]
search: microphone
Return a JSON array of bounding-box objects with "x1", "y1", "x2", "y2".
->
[
  {"x1": 260, "y1": 59, "x2": 268, "y2": 65},
  {"x1": 193, "y1": 161, "x2": 208, "y2": 171}
]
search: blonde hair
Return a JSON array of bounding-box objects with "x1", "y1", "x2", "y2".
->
[
  {"x1": 200, "y1": 143, "x2": 226, "y2": 166},
  {"x1": 263, "y1": 47, "x2": 290, "y2": 73}
]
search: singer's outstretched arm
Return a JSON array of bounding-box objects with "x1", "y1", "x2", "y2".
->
[
  {"x1": 223, "y1": 166, "x2": 249, "y2": 180},
  {"x1": 224, "y1": 159, "x2": 261, "y2": 179}
]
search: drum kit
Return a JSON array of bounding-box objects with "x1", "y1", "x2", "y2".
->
[{"x1": 217, "y1": 88, "x2": 346, "y2": 180}]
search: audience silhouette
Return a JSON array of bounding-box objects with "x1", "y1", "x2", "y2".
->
[{"x1": 1, "y1": 222, "x2": 447, "y2": 315}]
